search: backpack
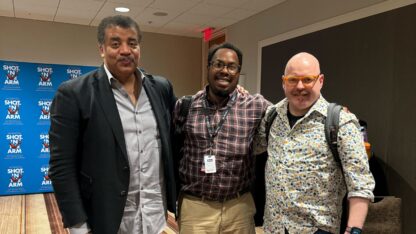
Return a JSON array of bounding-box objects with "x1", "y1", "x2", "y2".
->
[
  {"x1": 174, "y1": 96, "x2": 193, "y2": 138},
  {"x1": 172, "y1": 96, "x2": 193, "y2": 217},
  {"x1": 265, "y1": 103, "x2": 343, "y2": 163},
  {"x1": 173, "y1": 95, "x2": 193, "y2": 173}
]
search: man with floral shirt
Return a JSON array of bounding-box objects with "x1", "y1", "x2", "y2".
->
[{"x1": 255, "y1": 52, "x2": 375, "y2": 234}]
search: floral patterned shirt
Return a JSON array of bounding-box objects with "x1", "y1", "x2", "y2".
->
[{"x1": 254, "y1": 96, "x2": 375, "y2": 234}]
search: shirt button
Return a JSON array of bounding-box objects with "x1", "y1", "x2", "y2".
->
[
  {"x1": 120, "y1": 190, "x2": 127, "y2": 196},
  {"x1": 139, "y1": 130, "x2": 142, "y2": 134},
  {"x1": 140, "y1": 150, "x2": 143, "y2": 154},
  {"x1": 141, "y1": 168, "x2": 145, "y2": 172}
]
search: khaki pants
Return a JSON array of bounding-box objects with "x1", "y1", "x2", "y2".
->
[{"x1": 179, "y1": 192, "x2": 256, "y2": 234}]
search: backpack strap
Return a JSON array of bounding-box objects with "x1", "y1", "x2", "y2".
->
[
  {"x1": 265, "y1": 106, "x2": 278, "y2": 142},
  {"x1": 324, "y1": 103, "x2": 343, "y2": 164},
  {"x1": 175, "y1": 95, "x2": 193, "y2": 135},
  {"x1": 172, "y1": 95, "x2": 192, "y2": 219}
]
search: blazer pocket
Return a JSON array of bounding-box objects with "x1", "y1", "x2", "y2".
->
[{"x1": 79, "y1": 171, "x2": 93, "y2": 199}]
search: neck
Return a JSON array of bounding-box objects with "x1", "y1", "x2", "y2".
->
[
  {"x1": 207, "y1": 89, "x2": 229, "y2": 107},
  {"x1": 288, "y1": 104, "x2": 308, "y2": 116},
  {"x1": 120, "y1": 73, "x2": 141, "y2": 104},
  {"x1": 115, "y1": 73, "x2": 135, "y2": 85}
]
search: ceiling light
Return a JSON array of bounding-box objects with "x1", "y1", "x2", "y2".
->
[
  {"x1": 153, "y1": 12, "x2": 168, "y2": 16},
  {"x1": 115, "y1": 7, "x2": 130, "y2": 13}
]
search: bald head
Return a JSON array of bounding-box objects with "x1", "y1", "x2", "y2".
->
[
  {"x1": 284, "y1": 52, "x2": 320, "y2": 76},
  {"x1": 282, "y1": 52, "x2": 324, "y2": 116}
]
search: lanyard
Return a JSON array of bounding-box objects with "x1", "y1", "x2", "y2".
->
[{"x1": 204, "y1": 92, "x2": 237, "y2": 140}]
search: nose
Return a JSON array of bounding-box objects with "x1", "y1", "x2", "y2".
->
[
  {"x1": 119, "y1": 43, "x2": 131, "y2": 55},
  {"x1": 219, "y1": 65, "x2": 230, "y2": 74},
  {"x1": 295, "y1": 79, "x2": 305, "y2": 89}
]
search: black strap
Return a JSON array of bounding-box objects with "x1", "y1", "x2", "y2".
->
[
  {"x1": 265, "y1": 106, "x2": 278, "y2": 142},
  {"x1": 173, "y1": 95, "x2": 193, "y2": 219},
  {"x1": 175, "y1": 96, "x2": 192, "y2": 135},
  {"x1": 324, "y1": 103, "x2": 343, "y2": 164}
]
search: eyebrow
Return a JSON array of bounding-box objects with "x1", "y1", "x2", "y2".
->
[
  {"x1": 214, "y1": 59, "x2": 237, "y2": 64},
  {"x1": 109, "y1": 36, "x2": 121, "y2": 41},
  {"x1": 108, "y1": 36, "x2": 138, "y2": 42}
]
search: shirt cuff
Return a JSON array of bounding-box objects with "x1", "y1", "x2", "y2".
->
[
  {"x1": 348, "y1": 190, "x2": 374, "y2": 202},
  {"x1": 68, "y1": 222, "x2": 90, "y2": 234}
]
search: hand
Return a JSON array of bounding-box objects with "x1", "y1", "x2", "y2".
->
[
  {"x1": 343, "y1": 106, "x2": 350, "y2": 113},
  {"x1": 237, "y1": 85, "x2": 249, "y2": 96}
]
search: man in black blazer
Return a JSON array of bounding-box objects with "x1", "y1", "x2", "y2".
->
[{"x1": 49, "y1": 15, "x2": 177, "y2": 234}]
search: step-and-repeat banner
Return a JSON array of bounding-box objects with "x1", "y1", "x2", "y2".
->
[{"x1": 0, "y1": 60, "x2": 96, "y2": 196}]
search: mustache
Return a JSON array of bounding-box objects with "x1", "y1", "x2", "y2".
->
[
  {"x1": 117, "y1": 56, "x2": 134, "y2": 62},
  {"x1": 291, "y1": 90, "x2": 309, "y2": 96}
]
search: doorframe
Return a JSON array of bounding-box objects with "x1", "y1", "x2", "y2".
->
[{"x1": 201, "y1": 29, "x2": 226, "y2": 88}]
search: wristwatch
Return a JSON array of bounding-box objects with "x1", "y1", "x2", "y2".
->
[{"x1": 346, "y1": 226, "x2": 362, "y2": 234}]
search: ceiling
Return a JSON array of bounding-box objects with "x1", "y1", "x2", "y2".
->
[{"x1": 0, "y1": 0, "x2": 287, "y2": 38}]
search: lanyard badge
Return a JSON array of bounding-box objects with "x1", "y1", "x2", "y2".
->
[
  {"x1": 201, "y1": 92, "x2": 237, "y2": 174},
  {"x1": 203, "y1": 155, "x2": 216, "y2": 173}
]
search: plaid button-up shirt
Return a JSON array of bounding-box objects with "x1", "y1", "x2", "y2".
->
[{"x1": 173, "y1": 87, "x2": 270, "y2": 201}]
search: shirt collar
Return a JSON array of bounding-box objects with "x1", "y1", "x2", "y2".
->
[
  {"x1": 103, "y1": 64, "x2": 144, "y2": 86},
  {"x1": 277, "y1": 95, "x2": 328, "y2": 119},
  {"x1": 312, "y1": 95, "x2": 329, "y2": 117}
]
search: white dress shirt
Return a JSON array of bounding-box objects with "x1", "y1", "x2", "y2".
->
[{"x1": 68, "y1": 66, "x2": 166, "y2": 234}]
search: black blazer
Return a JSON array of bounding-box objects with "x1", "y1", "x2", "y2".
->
[{"x1": 49, "y1": 66, "x2": 177, "y2": 234}]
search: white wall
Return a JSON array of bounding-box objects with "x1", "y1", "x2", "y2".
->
[{"x1": 0, "y1": 16, "x2": 202, "y2": 97}]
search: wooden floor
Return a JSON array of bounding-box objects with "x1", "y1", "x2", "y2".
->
[
  {"x1": 0, "y1": 194, "x2": 54, "y2": 234},
  {"x1": 0, "y1": 193, "x2": 264, "y2": 234},
  {"x1": 0, "y1": 193, "x2": 178, "y2": 234},
  {"x1": 1, "y1": 193, "x2": 399, "y2": 233}
]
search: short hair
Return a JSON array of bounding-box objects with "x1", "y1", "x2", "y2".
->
[
  {"x1": 207, "y1": 42, "x2": 243, "y2": 69},
  {"x1": 97, "y1": 15, "x2": 142, "y2": 45}
]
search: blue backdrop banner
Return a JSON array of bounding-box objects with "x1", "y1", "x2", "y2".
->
[{"x1": 0, "y1": 60, "x2": 96, "y2": 196}]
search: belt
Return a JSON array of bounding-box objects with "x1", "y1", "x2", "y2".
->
[{"x1": 184, "y1": 187, "x2": 250, "y2": 202}]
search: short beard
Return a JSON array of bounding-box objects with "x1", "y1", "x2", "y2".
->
[{"x1": 213, "y1": 88, "x2": 230, "y2": 98}]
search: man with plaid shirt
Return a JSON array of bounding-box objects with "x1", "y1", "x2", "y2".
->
[{"x1": 173, "y1": 43, "x2": 270, "y2": 234}]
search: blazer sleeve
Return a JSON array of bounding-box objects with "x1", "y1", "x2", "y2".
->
[{"x1": 48, "y1": 81, "x2": 88, "y2": 227}]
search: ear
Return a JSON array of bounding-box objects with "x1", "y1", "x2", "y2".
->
[
  {"x1": 98, "y1": 44, "x2": 104, "y2": 58},
  {"x1": 319, "y1": 74, "x2": 325, "y2": 84},
  {"x1": 282, "y1": 75, "x2": 286, "y2": 90}
]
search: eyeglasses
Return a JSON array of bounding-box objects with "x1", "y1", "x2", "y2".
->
[
  {"x1": 282, "y1": 75, "x2": 320, "y2": 88},
  {"x1": 210, "y1": 60, "x2": 240, "y2": 75}
]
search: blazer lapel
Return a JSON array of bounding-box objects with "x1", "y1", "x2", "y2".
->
[
  {"x1": 93, "y1": 66, "x2": 128, "y2": 160},
  {"x1": 142, "y1": 75, "x2": 168, "y2": 136}
]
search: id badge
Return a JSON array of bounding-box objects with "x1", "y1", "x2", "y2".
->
[{"x1": 203, "y1": 154, "x2": 217, "y2": 173}]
